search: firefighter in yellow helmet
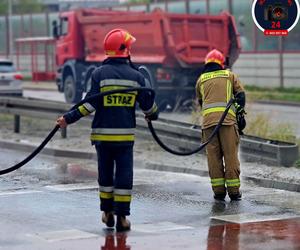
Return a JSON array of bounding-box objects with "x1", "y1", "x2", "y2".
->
[{"x1": 195, "y1": 49, "x2": 246, "y2": 201}]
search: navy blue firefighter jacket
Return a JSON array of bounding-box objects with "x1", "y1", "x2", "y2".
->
[{"x1": 63, "y1": 58, "x2": 158, "y2": 146}]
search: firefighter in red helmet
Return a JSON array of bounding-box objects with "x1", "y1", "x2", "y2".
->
[
  {"x1": 103, "y1": 29, "x2": 136, "y2": 58},
  {"x1": 195, "y1": 49, "x2": 246, "y2": 201},
  {"x1": 56, "y1": 28, "x2": 159, "y2": 231}
]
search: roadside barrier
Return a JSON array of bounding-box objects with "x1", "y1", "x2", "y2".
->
[
  {"x1": 0, "y1": 86, "x2": 234, "y2": 175},
  {"x1": 0, "y1": 96, "x2": 298, "y2": 168}
]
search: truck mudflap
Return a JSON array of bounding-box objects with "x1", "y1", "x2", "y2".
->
[
  {"x1": 82, "y1": 65, "x2": 97, "y2": 92},
  {"x1": 56, "y1": 67, "x2": 63, "y2": 92},
  {"x1": 224, "y1": 11, "x2": 242, "y2": 67}
]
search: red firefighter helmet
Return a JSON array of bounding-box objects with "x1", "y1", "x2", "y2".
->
[
  {"x1": 103, "y1": 28, "x2": 136, "y2": 58},
  {"x1": 205, "y1": 49, "x2": 225, "y2": 68}
]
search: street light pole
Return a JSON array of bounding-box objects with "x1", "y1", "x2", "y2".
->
[{"x1": 8, "y1": 0, "x2": 14, "y2": 61}]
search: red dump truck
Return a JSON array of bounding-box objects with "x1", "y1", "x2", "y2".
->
[{"x1": 53, "y1": 8, "x2": 241, "y2": 109}]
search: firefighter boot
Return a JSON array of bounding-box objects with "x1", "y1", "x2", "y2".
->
[
  {"x1": 214, "y1": 193, "x2": 226, "y2": 201},
  {"x1": 102, "y1": 212, "x2": 115, "y2": 228},
  {"x1": 229, "y1": 192, "x2": 242, "y2": 201},
  {"x1": 116, "y1": 216, "x2": 131, "y2": 232}
]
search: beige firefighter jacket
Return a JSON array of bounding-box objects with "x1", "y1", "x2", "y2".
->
[{"x1": 195, "y1": 69, "x2": 244, "y2": 129}]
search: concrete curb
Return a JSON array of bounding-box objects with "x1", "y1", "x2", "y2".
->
[
  {"x1": 243, "y1": 176, "x2": 300, "y2": 193},
  {"x1": 146, "y1": 162, "x2": 300, "y2": 194},
  {"x1": 2, "y1": 139, "x2": 300, "y2": 194},
  {"x1": 145, "y1": 162, "x2": 300, "y2": 193},
  {"x1": 0, "y1": 140, "x2": 97, "y2": 160}
]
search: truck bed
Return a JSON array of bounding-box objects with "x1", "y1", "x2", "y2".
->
[{"x1": 76, "y1": 9, "x2": 241, "y2": 67}]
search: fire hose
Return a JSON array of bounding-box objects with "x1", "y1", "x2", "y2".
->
[
  {"x1": 0, "y1": 90, "x2": 233, "y2": 175},
  {"x1": 0, "y1": 66, "x2": 234, "y2": 175}
]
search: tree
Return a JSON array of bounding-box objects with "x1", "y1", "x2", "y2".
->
[
  {"x1": 0, "y1": 0, "x2": 43, "y2": 15},
  {"x1": 127, "y1": 0, "x2": 151, "y2": 4},
  {"x1": 13, "y1": 0, "x2": 43, "y2": 14},
  {"x1": 0, "y1": 1, "x2": 8, "y2": 15}
]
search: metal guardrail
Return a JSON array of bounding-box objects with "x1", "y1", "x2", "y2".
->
[{"x1": 0, "y1": 97, "x2": 298, "y2": 167}]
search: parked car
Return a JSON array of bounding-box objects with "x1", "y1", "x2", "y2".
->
[{"x1": 0, "y1": 59, "x2": 23, "y2": 97}]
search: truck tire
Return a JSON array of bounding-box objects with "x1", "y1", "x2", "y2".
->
[
  {"x1": 63, "y1": 75, "x2": 83, "y2": 103},
  {"x1": 157, "y1": 98, "x2": 175, "y2": 112}
]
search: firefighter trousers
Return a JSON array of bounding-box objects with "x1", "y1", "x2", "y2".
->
[
  {"x1": 202, "y1": 125, "x2": 241, "y2": 196},
  {"x1": 95, "y1": 144, "x2": 133, "y2": 216}
]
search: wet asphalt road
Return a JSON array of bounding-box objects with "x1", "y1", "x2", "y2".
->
[{"x1": 1, "y1": 149, "x2": 300, "y2": 249}]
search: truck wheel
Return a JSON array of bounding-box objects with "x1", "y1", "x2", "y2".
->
[
  {"x1": 158, "y1": 98, "x2": 174, "y2": 112},
  {"x1": 180, "y1": 99, "x2": 194, "y2": 112},
  {"x1": 64, "y1": 75, "x2": 83, "y2": 103}
]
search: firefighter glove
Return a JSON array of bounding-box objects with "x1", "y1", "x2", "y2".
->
[
  {"x1": 236, "y1": 112, "x2": 246, "y2": 135},
  {"x1": 235, "y1": 103, "x2": 246, "y2": 116},
  {"x1": 145, "y1": 112, "x2": 159, "y2": 122}
]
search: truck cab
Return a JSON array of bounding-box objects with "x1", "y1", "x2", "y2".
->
[{"x1": 53, "y1": 11, "x2": 86, "y2": 103}]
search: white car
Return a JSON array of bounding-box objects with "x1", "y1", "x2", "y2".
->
[{"x1": 0, "y1": 59, "x2": 23, "y2": 96}]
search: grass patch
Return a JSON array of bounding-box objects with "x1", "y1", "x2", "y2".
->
[
  {"x1": 245, "y1": 86, "x2": 300, "y2": 103},
  {"x1": 245, "y1": 113, "x2": 296, "y2": 143},
  {"x1": 245, "y1": 86, "x2": 300, "y2": 93},
  {"x1": 236, "y1": 111, "x2": 300, "y2": 166},
  {"x1": 295, "y1": 159, "x2": 300, "y2": 168},
  {"x1": 244, "y1": 88, "x2": 300, "y2": 165},
  {"x1": 191, "y1": 103, "x2": 297, "y2": 143},
  {"x1": 0, "y1": 114, "x2": 13, "y2": 122}
]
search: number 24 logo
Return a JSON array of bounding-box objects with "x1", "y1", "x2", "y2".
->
[{"x1": 272, "y1": 21, "x2": 281, "y2": 28}]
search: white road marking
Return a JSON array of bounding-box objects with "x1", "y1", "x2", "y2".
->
[
  {"x1": 30, "y1": 229, "x2": 98, "y2": 242},
  {"x1": 45, "y1": 183, "x2": 98, "y2": 191},
  {"x1": 134, "y1": 221, "x2": 193, "y2": 233},
  {"x1": 0, "y1": 190, "x2": 42, "y2": 196},
  {"x1": 211, "y1": 213, "x2": 300, "y2": 224}
]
